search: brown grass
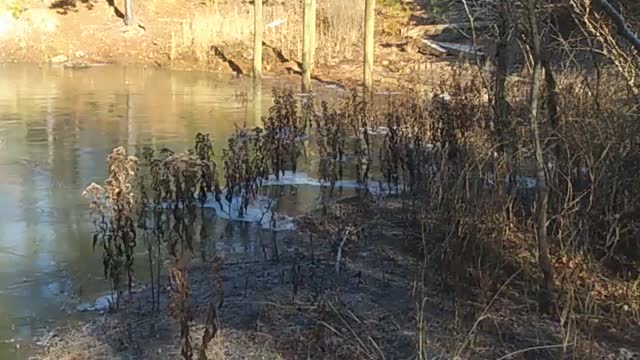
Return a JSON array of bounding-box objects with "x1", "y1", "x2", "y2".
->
[
  {"x1": 41, "y1": 317, "x2": 277, "y2": 360},
  {"x1": 176, "y1": 0, "x2": 365, "y2": 66}
]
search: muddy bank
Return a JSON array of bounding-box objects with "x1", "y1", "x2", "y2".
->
[{"x1": 0, "y1": 0, "x2": 463, "y2": 92}]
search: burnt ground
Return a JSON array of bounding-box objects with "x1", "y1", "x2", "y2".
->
[
  {"x1": 40, "y1": 210, "x2": 431, "y2": 359},
  {"x1": 38, "y1": 197, "x2": 640, "y2": 360}
]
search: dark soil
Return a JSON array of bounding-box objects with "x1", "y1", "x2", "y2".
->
[{"x1": 40, "y1": 198, "x2": 639, "y2": 360}]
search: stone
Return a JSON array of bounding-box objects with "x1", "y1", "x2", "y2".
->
[
  {"x1": 76, "y1": 294, "x2": 117, "y2": 312},
  {"x1": 64, "y1": 61, "x2": 91, "y2": 70},
  {"x1": 74, "y1": 50, "x2": 85, "y2": 58},
  {"x1": 49, "y1": 54, "x2": 68, "y2": 63},
  {"x1": 616, "y1": 348, "x2": 636, "y2": 360}
]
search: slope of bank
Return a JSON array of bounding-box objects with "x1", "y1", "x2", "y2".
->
[{"x1": 0, "y1": 0, "x2": 463, "y2": 91}]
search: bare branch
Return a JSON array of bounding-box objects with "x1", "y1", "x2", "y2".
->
[{"x1": 597, "y1": 0, "x2": 640, "y2": 53}]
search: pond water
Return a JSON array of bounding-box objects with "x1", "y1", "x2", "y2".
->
[{"x1": 0, "y1": 64, "x2": 344, "y2": 359}]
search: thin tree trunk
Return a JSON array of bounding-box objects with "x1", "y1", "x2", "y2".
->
[
  {"x1": 156, "y1": 216, "x2": 162, "y2": 312},
  {"x1": 424, "y1": 0, "x2": 431, "y2": 15},
  {"x1": 253, "y1": 0, "x2": 263, "y2": 79},
  {"x1": 526, "y1": 0, "x2": 555, "y2": 313},
  {"x1": 124, "y1": 0, "x2": 134, "y2": 26},
  {"x1": 495, "y1": 0, "x2": 511, "y2": 154},
  {"x1": 543, "y1": 60, "x2": 559, "y2": 158},
  {"x1": 147, "y1": 234, "x2": 155, "y2": 311},
  {"x1": 302, "y1": 0, "x2": 316, "y2": 93},
  {"x1": 310, "y1": 0, "x2": 316, "y2": 75},
  {"x1": 364, "y1": 0, "x2": 376, "y2": 94}
]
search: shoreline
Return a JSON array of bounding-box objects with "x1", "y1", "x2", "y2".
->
[{"x1": 0, "y1": 0, "x2": 460, "y2": 95}]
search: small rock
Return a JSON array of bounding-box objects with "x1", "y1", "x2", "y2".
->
[
  {"x1": 381, "y1": 60, "x2": 390, "y2": 66},
  {"x1": 76, "y1": 294, "x2": 117, "y2": 312},
  {"x1": 49, "y1": 55, "x2": 68, "y2": 63},
  {"x1": 74, "y1": 50, "x2": 85, "y2": 58},
  {"x1": 436, "y1": 92, "x2": 451, "y2": 102},
  {"x1": 617, "y1": 348, "x2": 636, "y2": 360},
  {"x1": 75, "y1": 302, "x2": 92, "y2": 312},
  {"x1": 46, "y1": 281, "x2": 64, "y2": 295},
  {"x1": 64, "y1": 61, "x2": 91, "y2": 70}
]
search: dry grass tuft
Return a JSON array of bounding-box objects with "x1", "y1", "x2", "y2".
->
[
  {"x1": 41, "y1": 316, "x2": 285, "y2": 360},
  {"x1": 316, "y1": 0, "x2": 365, "y2": 64},
  {"x1": 176, "y1": 0, "x2": 366, "y2": 66},
  {"x1": 179, "y1": 3, "x2": 254, "y2": 60},
  {"x1": 44, "y1": 336, "x2": 110, "y2": 360}
]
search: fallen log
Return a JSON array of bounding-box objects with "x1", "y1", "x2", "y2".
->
[
  {"x1": 404, "y1": 38, "x2": 448, "y2": 56},
  {"x1": 408, "y1": 38, "x2": 485, "y2": 59},
  {"x1": 405, "y1": 21, "x2": 493, "y2": 38},
  {"x1": 426, "y1": 40, "x2": 485, "y2": 58},
  {"x1": 419, "y1": 39, "x2": 448, "y2": 57}
]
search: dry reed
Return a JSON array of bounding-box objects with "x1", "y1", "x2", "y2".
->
[{"x1": 176, "y1": 0, "x2": 365, "y2": 67}]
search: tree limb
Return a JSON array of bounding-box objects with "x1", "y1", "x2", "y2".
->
[{"x1": 597, "y1": 0, "x2": 640, "y2": 53}]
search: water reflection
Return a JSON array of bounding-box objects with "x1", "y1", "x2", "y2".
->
[{"x1": 0, "y1": 64, "x2": 337, "y2": 358}]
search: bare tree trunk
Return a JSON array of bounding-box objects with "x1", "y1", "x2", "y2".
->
[
  {"x1": 124, "y1": 0, "x2": 134, "y2": 26},
  {"x1": 543, "y1": 60, "x2": 559, "y2": 158},
  {"x1": 495, "y1": 0, "x2": 511, "y2": 154},
  {"x1": 364, "y1": 0, "x2": 376, "y2": 94},
  {"x1": 253, "y1": 0, "x2": 263, "y2": 79},
  {"x1": 302, "y1": 0, "x2": 316, "y2": 93},
  {"x1": 309, "y1": 0, "x2": 316, "y2": 75},
  {"x1": 423, "y1": 0, "x2": 431, "y2": 17},
  {"x1": 526, "y1": 0, "x2": 555, "y2": 313}
]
